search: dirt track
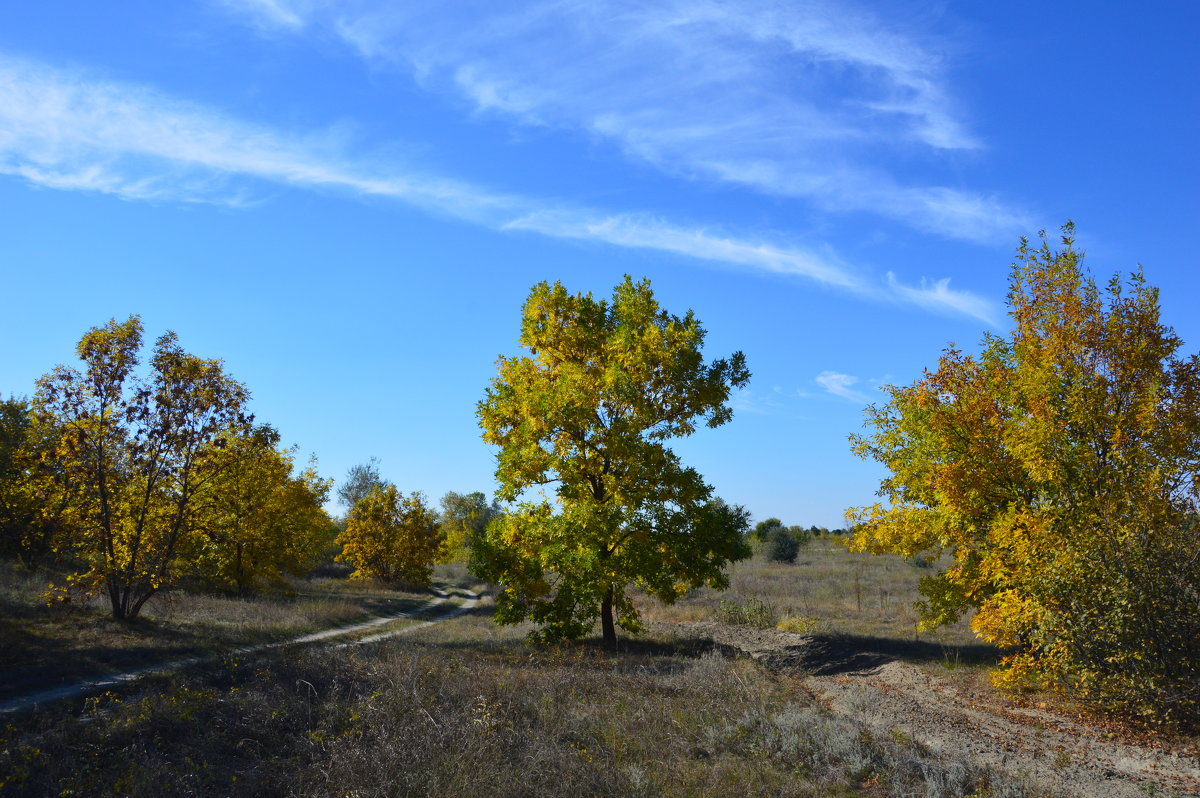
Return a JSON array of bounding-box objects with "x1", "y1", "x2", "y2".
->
[{"x1": 659, "y1": 620, "x2": 1200, "y2": 798}]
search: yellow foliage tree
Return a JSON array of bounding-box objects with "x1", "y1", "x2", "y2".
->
[
  {"x1": 190, "y1": 425, "x2": 335, "y2": 593},
  {"x1": 848, "y1": 225, "x2": 1200, "y2": 728},
  {"x1": 33, "y1": 316, "x2": 250, "y2": 619},
  {"x1": 336, "y1": 485, "x2": 443, "y2": 587},
  {"x1": 473, "y1": 276, "x2": 752, "y2": 646}
]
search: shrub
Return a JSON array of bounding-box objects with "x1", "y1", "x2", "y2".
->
[
  {"x1": 766, "y1": 528, "x2": 801, "y2": 563},
  {"x1": 776, "y1": 614, "x2": 822, "y2": 634},
  {"x1": 718, "y1": 597, "x2": 778, "y2": 628}
]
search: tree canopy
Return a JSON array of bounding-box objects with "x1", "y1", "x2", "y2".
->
[
  {"x1": 848, "y1": 225, "x2": 1200, "y2": 728},
  {"x1": 34, "y1": 316, "x2": 252, "y2": 618},
  {"x1": 337, "y1": 457, "x2": 386, "y2": 511},
  {"x1": 337, "y1": 485, "x2": 444, "y2": 587},
  {"x1": 438, "y1": 490, "x2": 500, "y2": 558},
  {"x1": 189, "y1": 424, "x2": 335, "y2": 593},
  {"x1": 473, "y1": 276, "x2": 752, "y2": 646}
]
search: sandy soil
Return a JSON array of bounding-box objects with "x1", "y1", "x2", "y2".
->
[{"x1": 657, "y1": 620, "x2": 1200, "y2": 798}]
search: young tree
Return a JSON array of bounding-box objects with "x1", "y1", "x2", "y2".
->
[
  {"x1": 336, "y1": 485, "x2": 443, "y2": 587},
  {"x1": 0, "y1": 397, "x2": 51, "y2": 563},
  {"x1": 765, "y1": 527, "x2": 801, "y2": 563},
  {"x1": 438, "y1": 490, "x2": 500, "y2": 559},
  {"x1": 848, "y1": 225, "x2": 1200, "y2": 727},
  {"x1": 34, "y1": 316, "x2": 250, "y2": 619},
  {"x1": 337, "y1": 457, "x2": 386, "y2": 511},
  {"x1": 751, "y1": 517, "x2": 783, "y2": 541},
  {"x1": 473, "y1": 276, "x2": 752, "y2": 646},
  {"x1": 190, "y1": 425, "x2": 335, "y2": 593}
]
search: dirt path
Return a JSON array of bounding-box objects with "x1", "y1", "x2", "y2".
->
[
  {"x1": 0, "y1": 584, "x2": 480, "y2": 716},
  {"x1": 658, "y1": 621, "x2": 1200, "y2": 798}
]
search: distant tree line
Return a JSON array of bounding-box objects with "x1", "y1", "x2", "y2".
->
[{"x1": 329, "y1": 457, "x2": 501, "y2": 589}]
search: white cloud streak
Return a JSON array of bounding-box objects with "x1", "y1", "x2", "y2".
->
[
  {"x1": 816, "y1": 371, "x2": 871, "y2": 403},
  {"x1": 885, "y1": 271, "x2": 1001, "y2": 328},
  {"x1": 218, "y1": 0, "x2": 1029, "y2": 242},
  {"x1": 0, "y1": 52, "x2": 997, "y2": 324}
]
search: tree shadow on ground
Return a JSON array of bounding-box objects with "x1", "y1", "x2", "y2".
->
[{"x1": 750, "y1": 633, "x2": 1001, "y2": 677}]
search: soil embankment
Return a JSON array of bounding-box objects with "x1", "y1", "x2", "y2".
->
[{"x1": 659, "y1": 620, "x2": 1200, "y2": 798}]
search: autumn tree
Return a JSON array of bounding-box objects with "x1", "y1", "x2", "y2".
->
[
  {"x1": 336, "y1": 485, "x2": 443, "y2": 587},
  {"x1": 848, "y1": 225, "x2": 1200, "y2": 728},
  {"x1": 0, "y1": 397, "x2": 44, "y2": 562},
  {"x1": 751, "y1": 517, "x2": 783, "y2": 541},
  {"x1": 473, "y1": 276, "x2": 752, "y2": 647},
  {"x1": 438, "y1": 490, "x2": 500, "y2": 559},
  {"x1": 337, "y1": 457, "x2": 386, "y2": 511},
  {"x1": 34, "y1": 316, "x2": 250, "y2": 619},
  {"x1": 189, "y1": 425, "x2": 335, "y2": 593}
]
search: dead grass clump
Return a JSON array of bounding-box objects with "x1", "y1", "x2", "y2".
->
[{"x1": 717, "y1": 596, "x2": 778, "y2": 628}]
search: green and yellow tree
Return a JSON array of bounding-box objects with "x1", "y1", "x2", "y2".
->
[
  {"x1": 190, "y1": 425, "x2": 335, "y2": 593},
  {"x1": 437, "y1": 490, "x2": 500, "y2": 561},
  {"x1": 0, "y1": 396, "x2": 62, "y2": 565},
  {"x1": 848, "y1": 225, "x2": 1200, "y2": 727},
  {"x1": 34, "y1": 316, "x2": 250, "y2": 619},
  {"x1": 473, "y1": 276, "x2": 752, "y2": 646},
  {"x1": 336, "y1": 485, "x2": 443, "y2": 587}
]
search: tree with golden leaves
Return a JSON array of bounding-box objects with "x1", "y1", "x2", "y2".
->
[
  {"x1": 474, "y1": 276, "x2": 752, "y2": 647},
  {"x1": 190, "y1": 425, "x2": 335, "y2": 593},
  {"x1": 34, "y1": 316, "x2": 250, "y2": 619},
  {"x1": 336, "y1": 485, "x2": 443, "y2": 587},
  {"x1": 848, "y1": 224, "x2": 1200, "y2": 728}
]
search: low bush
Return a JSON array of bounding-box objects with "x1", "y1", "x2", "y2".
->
[
  {"x1": 766, "y1": 528, "x2": 800, "y2": 563},
  {"x1": 718, "y1": 597, "x2": 778, "y2": 628}
]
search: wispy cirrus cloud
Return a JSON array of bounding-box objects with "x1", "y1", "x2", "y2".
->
[
  {"x1": 503, "y1": 210, "x2": 865, "y2": 291},
  {"x1": 816, "y1": 371, "x2": 872, "y2": 403},
  {"x1": 885, "y1": 271, "x2": 1001, "y2": 328},
  {"x1": 0, "y1": 52, "x2": 997, "y2": 324},
  {"x1": 217, "y1": 0, "x2": 1029, "y2": 242}
]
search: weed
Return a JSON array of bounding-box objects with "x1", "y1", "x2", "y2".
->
[
  {"x1": 776, "y1": 614, "x2": 822, "y2": 635},
  {"x1": 718, "y1": 597, "x2": 777, "y2": 628}
]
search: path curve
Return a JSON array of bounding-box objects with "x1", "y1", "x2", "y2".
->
[
  {"x1": 0, "y1": 584, "x2": 480, "y2": 716},
  {"x1": 658, "y1": 620, "x2": 1200, "y2": 798}
]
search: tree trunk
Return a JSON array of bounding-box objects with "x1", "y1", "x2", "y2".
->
[{"x1": 601, "y1": 585, "x2": 616, "y2": 649}]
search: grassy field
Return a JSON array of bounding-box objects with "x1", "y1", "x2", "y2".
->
[
  {"x1": 0, "y1": 561, "x2": 436, "y2": 701},
  {"x1": 636, "y1": 536, "x2": 992, "y2": 657},
  {"x1": 0, "y1": 540, "x2": 1056, "y2": 797},
  {"x1": 0, "y1": 600, "x2": 1046, "y2": 798}
]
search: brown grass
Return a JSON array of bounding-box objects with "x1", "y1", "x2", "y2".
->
[
  {"x1": 0, "y1": 611, "x2": 1048, "y2": 797},
  {"x1": 637, "y1": 538, "x2": 985, "y2": 645},
  {"x1": 0, "y1": 560, "x2": 433, "y2": 700}
]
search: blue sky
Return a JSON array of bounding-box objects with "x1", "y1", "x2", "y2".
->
[{"x1": 1, "y1": 1, "x2": 1196, "y2": 527}]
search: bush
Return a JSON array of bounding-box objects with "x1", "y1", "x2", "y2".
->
[
  {"x1": 766, "y1": 528, "x2": 801, "y2": 563},
  {"x1": 718, "y1": 597, "x2": 778, "y2": 628},
  {"x1": 776, "y1": 614, "x2": 822, "y2": 634}
]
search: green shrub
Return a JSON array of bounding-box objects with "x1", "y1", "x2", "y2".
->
[
  {"x1": 718, "y1": 597, "x2": 778, "y2": 628},
  {"x1": 766, "y1": 529, "x2": 801, "y2": 563}
]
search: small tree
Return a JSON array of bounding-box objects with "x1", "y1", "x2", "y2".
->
[
  {"x1": 438, "y1": 490, "x2": 500, "y2": 559},
  {"x1": 0, "y1": 396, "x2": 59, "y2": 564},
  {"x1": 766, "y1": 527, "x2": 800, "y2": 563},
  {"x1": 848, "y1": 225, "x2": 1200, "y2": 728},
  {"x1": 473, "y1": 276, "x2": 752, "y2": 646},
  {"x1": 190, "y1": 425, "x2": 335, "y2": 593},
  {"x1": 337, "y1": 485, "x2": 443, "y2": 587},
  {"x1": 337, "y1": 457, "x2": 386, "y2": 510},
  {"x1": 34, "y1": 316, "x2": 249, "y2": 619},
  {"x1": 751, "y1": 517, "x2": 783, "y2": 541}
]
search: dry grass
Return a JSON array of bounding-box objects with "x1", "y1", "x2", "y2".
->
[
  {"x1": 637, "y1": 538, "x2": 980, "y2": 642},
  {"x1": 0, "y1": 616, "x2": 1047, "y2": 798},
  {"x1": 0, "y1": 560, "x2": 433, "y2": 700}
]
